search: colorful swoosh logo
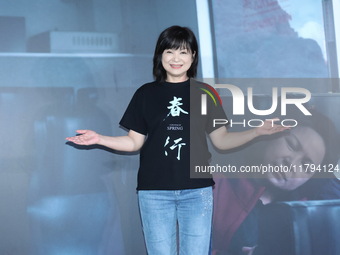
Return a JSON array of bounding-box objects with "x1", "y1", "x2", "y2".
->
[{"x1": 199, "y1": 84, "x2": 222, "y2": 106}]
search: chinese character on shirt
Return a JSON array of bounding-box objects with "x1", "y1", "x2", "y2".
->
[
  {"x1": 164, "y1": 136, "x2": 186, "y2": 160},
  {"x1": 165, "y1": 96, "x2": 188, "y2": 119}
]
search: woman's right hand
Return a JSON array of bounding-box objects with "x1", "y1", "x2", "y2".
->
[{"x1": 66, "y1": 130, "x2": 100, "y2": 145}]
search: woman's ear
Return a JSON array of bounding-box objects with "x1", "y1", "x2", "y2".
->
[{"x1": 192, "y1": 51, "x2": 196, "y2": 60}]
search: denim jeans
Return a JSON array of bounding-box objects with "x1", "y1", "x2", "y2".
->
[{"x1": 138, "y1": 186, "x2": 213, "y2": 255}]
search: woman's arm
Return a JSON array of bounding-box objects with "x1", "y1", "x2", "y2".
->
[
  {"x1": 209, "y1": 119, "x2": 287, "y2": 150},
  {"x1": 66, "y1": 129, "x2": 146, "y2": 152}
]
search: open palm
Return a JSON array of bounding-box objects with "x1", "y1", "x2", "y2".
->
[{"x1": 66, "y1": 130, "x2": 100, "y2": 145}]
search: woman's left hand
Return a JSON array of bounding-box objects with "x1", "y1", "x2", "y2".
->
[{"x1": 255, "y1": 118, "x2": 289, "y2": 136}]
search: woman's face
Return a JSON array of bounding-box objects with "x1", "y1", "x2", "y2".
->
[
  {"x1": 263, "y1": 126, "x2": 326, "y2": 190},
  {"x1": 161, "y1": 48, "x2": 194, "y2": 82}
]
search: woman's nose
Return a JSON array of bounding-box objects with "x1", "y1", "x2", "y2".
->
[{"x1": 173, "y1": 53, "x2": 180, "y2": 61}]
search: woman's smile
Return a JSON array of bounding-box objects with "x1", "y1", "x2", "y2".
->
[{"x1": 162, "y1": 48, "x2": 194, "y2": 82}]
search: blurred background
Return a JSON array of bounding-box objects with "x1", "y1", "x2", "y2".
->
[{"x1": 0, "y1": 0, "x2": 339, "y2": 254}]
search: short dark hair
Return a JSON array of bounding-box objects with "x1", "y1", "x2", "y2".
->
[{"x1": 153, "y1": 25, "x2": 199, "y2": 82}]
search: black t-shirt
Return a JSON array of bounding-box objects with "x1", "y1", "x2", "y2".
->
[{"x1": 119, "y1": 79, "x2": 228, "y2": 190}]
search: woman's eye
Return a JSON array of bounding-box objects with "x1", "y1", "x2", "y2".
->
[
  {"x1": 285, "y1": 135, "x2": 301, "y2": 151},
  {"x1": 180, "y1": 51, "x2": 188, "y2": 54}
]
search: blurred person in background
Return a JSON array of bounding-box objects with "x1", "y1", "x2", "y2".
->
[{"x1": 212, "y1": 109, "x2": 340, "y2": 255}]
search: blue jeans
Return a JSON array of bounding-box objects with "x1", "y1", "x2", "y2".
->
[{"x1": 138, "y1": 187, "x2": 213, "y2": 255}]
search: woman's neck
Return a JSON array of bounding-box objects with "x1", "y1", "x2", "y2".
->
[{"x1": 166, "y1": 75, "x2": 189, "y2": 83}]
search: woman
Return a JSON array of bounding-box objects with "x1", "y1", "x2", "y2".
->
[
  {"x1": 212, "y1": 109, "x2": 340, "y2": 255},
  {"x1": 66, "y1": 25, "x2": 285, "y2": 255}
]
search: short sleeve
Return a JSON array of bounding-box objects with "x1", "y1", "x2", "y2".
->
[
  {"x1": 189, "y1": 80, "x2": 229, "y2": 135},
  {"x1": 204, "y1": 86, "x2": 229, "y2": 134},
  {"x1": 119, "y1": 88, "x2": 148, "y2": 135}
]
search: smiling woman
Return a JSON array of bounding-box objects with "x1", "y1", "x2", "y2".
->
[
  {"x1": 161, "y1": 48, "x2": 195, "y2": 82},
  {"x1": 66, "y1": 26, "x2": 214, "y2": 255}
]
